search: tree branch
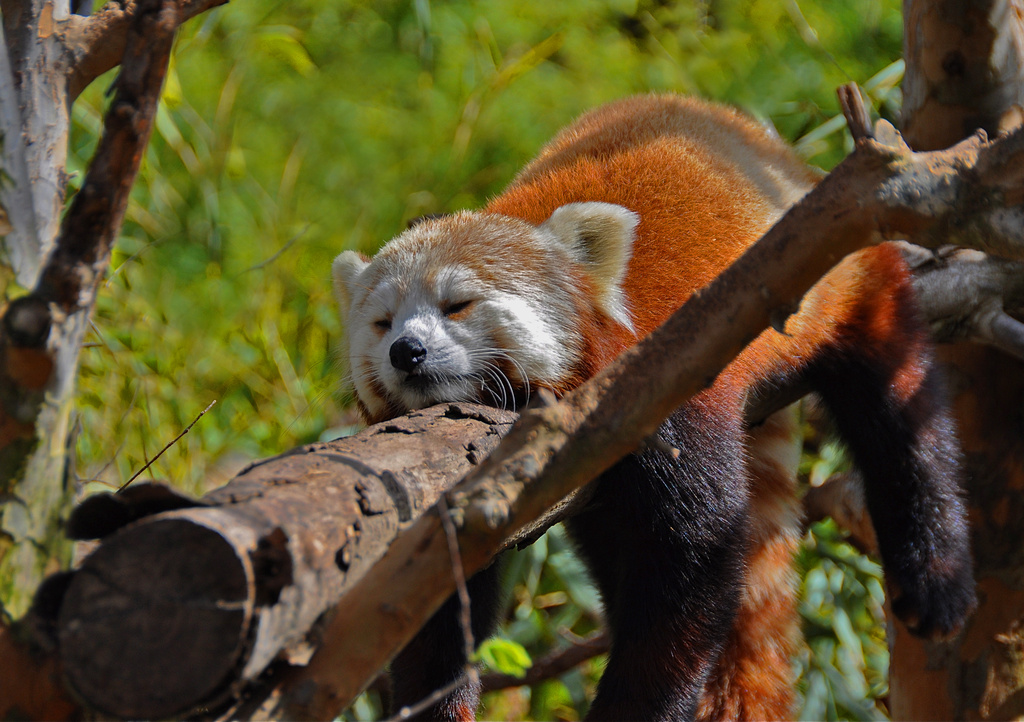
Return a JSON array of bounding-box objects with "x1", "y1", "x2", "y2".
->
[
  {"x1": 837, "y1": 84, "x2": 872, "y2": 142},
  {"x1": 36, "y1": 0, "x2": 179, "y2": 315},
  {"x1": 63, "y1": 0, "x2": 227, "y2": 101},
  {"x1": 51, "y1": 404, "x2": 515, "y2": 719},
  {"x1": 900, "y1": 244, "x2": 1024, "y2": 359}
]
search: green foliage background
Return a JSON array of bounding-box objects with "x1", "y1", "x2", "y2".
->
[{"x1": 66, "y1": 0, "x2": 905, "y2": 719}]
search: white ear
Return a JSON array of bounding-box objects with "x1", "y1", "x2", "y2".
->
[
  {"x1": 539, "y1": 202, "x2": 638, "y2": 330},
  {"x1": 332, "y1": 250, "x2": 370, "y2": 314}
]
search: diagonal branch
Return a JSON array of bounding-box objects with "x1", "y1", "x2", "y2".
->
[
  {"x1": 35, "y1": 0, "x2": 180, "y2": 316},
  {"x1": 269, "y1": 90, "x2": 1024, "y2": 719}
]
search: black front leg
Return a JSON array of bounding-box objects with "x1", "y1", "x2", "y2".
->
[{"x1": 567, "y1": 396, "x2": 750, "y2": 721}]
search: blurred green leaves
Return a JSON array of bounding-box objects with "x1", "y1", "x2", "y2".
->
[
  {"x1": 798, "y1": 520, "x2": 890, "y2": 721},
  {"x1": 64, "y1": 0, "x2": 902, "y2": 719}
]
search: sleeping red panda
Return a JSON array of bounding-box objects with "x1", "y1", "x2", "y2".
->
[{"x1": 332, "y1": 94, "x2": 976, "y2": 721}]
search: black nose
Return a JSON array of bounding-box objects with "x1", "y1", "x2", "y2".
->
[{"x1": 390, "y1": 336, "x2": 427, "y2": 372}]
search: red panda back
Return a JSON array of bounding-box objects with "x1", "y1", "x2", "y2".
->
[{"x1": 486, "y1": 94, "x2": 818, "y2": 351}]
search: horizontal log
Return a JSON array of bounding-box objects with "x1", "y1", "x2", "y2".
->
[{"x1": 55, "y1": 403, "x2": 515, "y2": 719}]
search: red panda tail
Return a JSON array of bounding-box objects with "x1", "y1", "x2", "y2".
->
[{"x1": 799, "y1": 247, "x2": 976, "y2": 639}]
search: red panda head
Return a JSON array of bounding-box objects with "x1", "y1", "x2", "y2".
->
[{"x1": 333, "y1": 203, "x2": 639, "y2": 423}]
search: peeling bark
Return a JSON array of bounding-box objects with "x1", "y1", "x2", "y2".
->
[
  {"x1": 0, "y1": 24, "x2": 41, "y2": 278},
  {"x1": 1, "y1": 0, "x2": 73, "y2": 286}
]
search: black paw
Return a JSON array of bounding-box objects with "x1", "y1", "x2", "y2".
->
[{"x1": 888, "y1": 557, "x2": 977, "y2": 640}]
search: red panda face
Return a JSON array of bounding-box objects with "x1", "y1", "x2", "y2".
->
[{"x1": 333, "y1": 204, "x2": 638, "y2": 422}]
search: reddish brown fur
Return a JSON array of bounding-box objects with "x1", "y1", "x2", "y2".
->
[
  {"x1": 358, "y1": 95, "x2": 970, "y2": 721},
  {"x1": 482, "y1": 94, "x2": 919, "y2": 720}
]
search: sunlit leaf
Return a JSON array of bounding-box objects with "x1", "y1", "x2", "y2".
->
[{"x1": 477, "y1": 637, "x2": 533, "y2": 678}]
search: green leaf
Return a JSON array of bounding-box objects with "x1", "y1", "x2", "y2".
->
[{"x1": 476, "y1": 637, "x2": 533, "y2": 678}]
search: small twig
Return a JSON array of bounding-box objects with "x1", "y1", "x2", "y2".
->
[
  {"x1": 838, "y1": 83, "x2": 873, "y2": 142},
  {"x1": 236, "y1": 226, "x2": 308, "y2": 277},
  {"x1": 437, "y1": 494, "x2": 477, "y2": 675},
  {"x1": 379, "y1": 492, "x2": 487, "y2": 722},
  {"x1": 384, "y1": 673, "x2": 471, "y2": 722},
  {"x1": 117, "y1": 400, "x2": 215, "y2": 492},
  {"x1": 105, "y1": 235, "x2": 168, "y2": 285}
]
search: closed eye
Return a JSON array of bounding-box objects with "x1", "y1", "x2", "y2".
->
[
  {"x1": 374, "y1": 318, "x2": 392, "y2": 331},
  {"x1": 442, "y1": 300, "x2": 475, "y2": 318}
]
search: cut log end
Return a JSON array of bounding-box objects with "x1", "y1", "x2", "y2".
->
[{"x1": 58, "y1": 518, "x2": 256, "y2": 719}]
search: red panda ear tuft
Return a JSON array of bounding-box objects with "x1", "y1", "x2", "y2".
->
[
  {"x1": 332, "y1": 250, "x2": 371, "y2": 314},
  {"x1": 540, "y1": 202, "x2": 638, "y2": 331}
]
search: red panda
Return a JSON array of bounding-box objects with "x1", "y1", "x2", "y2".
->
[{"x1": 333, "y1": 94, "x2": 975, "y2": 721}]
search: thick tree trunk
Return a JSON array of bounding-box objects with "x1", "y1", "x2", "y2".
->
[
  {"x1": 902, "y1": 0, "x2": 1024, "y2": 151},
  {"x1": 892, "y1": 0, "x2": 1024, "y2": 718},
  {"x1": 0, "y1": 0, "x2": 78, "y2": 620}
]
